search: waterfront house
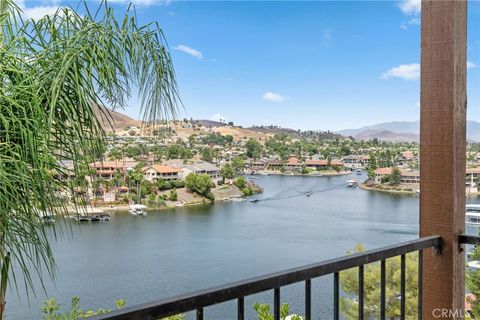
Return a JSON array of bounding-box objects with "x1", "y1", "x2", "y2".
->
[
  {"x1": 304, "y1": 159, "x2": 343, "y2": 170},
  {"x1": 163, "y1": 159, "x2": 221, "y2": 182},
  {"x1": 341, "y1": 155, "x2": 361, "y2": 169},
  {"x1": 142, "y1": 165, "x2": 182, "y2": 182},
  {"x1": 248, "y1": 159, "x2": 268, "y2": 171},
  {"x1": 284, "y1": 157, "x2": 303, "y2": 172},
  {"x1": 266, "y1": 159, "x2": 283, "y2": 171},
  {"x1": 89, "y1": 160, "x2": 137, "y2": 180},
  {"x1": 373, "y1": 167, "x2": 420, "y2": 184}
]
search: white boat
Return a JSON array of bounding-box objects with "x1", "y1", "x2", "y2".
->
[
  {"x1": 129, "y1": 204, "x2": 147, "y2": 216},
  {"x1": 466, "y1": 204, "x2": 480, "y2": 225},
  {"x1": 467, "y1": 260, "x2": 480, "y2": 270},
  {"x1": 346, "y1": 179, "x2": 358, "y2": 188}
]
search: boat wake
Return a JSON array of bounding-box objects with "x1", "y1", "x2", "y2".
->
[{"x1": 250, "y1": 183, "x2": 346, "y2": 203}]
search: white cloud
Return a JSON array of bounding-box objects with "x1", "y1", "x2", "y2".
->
[
  {"x1": 173, "y1": 45, "x2": 204, "y2": 59},
  {"x1": 467, "y1": 61, "x2": 477, "y2": 69},
  {"x1": 209, "y1": 113, "x2": 228, "y2": 122},
  {"x1": 381, "y1": 63, "x2": 420, "y2": 80},
  {"x1": 23, "y1": 5, "x2": 59, "y2": 20},
  {"x1": 400, "y1": 17, "x2": 420, "y2": 30},
  {"x1": 262, "y1": 91, "x2": 287, "y2": 102},
  {"x1": 398, "y1": 0, "x2": 421, "y2": 15},
  {"x1": 15, "y1": 0, "x2": 61, "y2": 21}
]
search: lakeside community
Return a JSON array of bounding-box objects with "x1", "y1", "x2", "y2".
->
[{"x1": 54, "y1": 117, "x2": 480, "y2": 217}]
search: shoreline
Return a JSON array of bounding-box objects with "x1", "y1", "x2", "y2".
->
[
  {"x1": 249, "y1": 171, "x2": 351, "y2": 178},
  {"x1": 359, "y1": 183, "x2": 418, "y2": 195}
]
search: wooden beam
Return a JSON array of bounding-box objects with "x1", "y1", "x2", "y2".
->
[{"x1": 420, "y1": 0, "x2": 467, "y2": 318}]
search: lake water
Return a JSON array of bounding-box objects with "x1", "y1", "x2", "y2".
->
[{"x1": 7, "y1": 174, "x2": 479, "y2": 319}]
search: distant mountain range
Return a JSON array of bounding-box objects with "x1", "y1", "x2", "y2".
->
[{"x1": 338, "y1": 120, "x2": 480, "y2": 142}]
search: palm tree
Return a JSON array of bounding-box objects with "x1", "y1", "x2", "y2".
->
[{"x1": 0, "y1": 1, "x2": 180, "y2": 317}]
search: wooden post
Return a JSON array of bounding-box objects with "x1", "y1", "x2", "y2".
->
[{"x1": 420, "y1": 1, "x2": 467, "y2": 318}]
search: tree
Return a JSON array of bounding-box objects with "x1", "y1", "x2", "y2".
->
[
  {"x1": 0, "y1": 1, "x2": 179, "y2": 317},
  {"x1": 220, "y1": 163, "x2": 235, "y2": 183},
  {"x1": 389, "y1": 167, "x2": 402, "y2": 185},
  {"x1": 168, "y1": 189, "x2": 178, "y2": 201},
  {"x1": 185, "y1": 173, "x2": 215, "y2": 199},
  {"x1": 201, "y1": 148, "x2": 214, "y2": 162},
  {"x1": 234, "y1": 176, "x2": 247, "y2": 189},
  {"x1": 245, "y1": 139, "x2": 262, "y2": 160},
  {"x1": 467, "y1": 231, "x2": 480, "y2": 318},
  {"x1": 232, "y1": 156, "x2": 245, "y2": 175},
  {"x1": 340, "y1": 244, "x2": 419, "y2": 320}
]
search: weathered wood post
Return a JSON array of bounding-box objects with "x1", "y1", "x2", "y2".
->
[{"x1": 420, "y1": 0, "x2": 467, "y2": 318}]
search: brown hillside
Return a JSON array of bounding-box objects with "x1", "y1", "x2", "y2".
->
[{"x1": 93, "y1": 105, "x2": 142, "y2": 132}]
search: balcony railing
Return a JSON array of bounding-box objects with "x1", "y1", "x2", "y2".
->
[{"x1": 90, "y1": 235, "x2": 446, "y2": 320}]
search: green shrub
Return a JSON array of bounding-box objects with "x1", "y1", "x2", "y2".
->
[
  {"x1": 169, "y1": 189, "x2": 178, "y2": 201},
  {"x1": 242, "y1": 187, "x2": 252, "y2": 196},
  {"x1": 40, "y1": 298, "x2": 183, "y2": 320},
  {"x1": 234, "y1": 176, "x2": 247, "y2": 189}
]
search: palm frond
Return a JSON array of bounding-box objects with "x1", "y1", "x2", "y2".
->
[{"x1": 0, "y1": 0, "x2": 180, "y2": 303}]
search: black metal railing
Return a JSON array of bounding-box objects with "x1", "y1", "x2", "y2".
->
[
  {"x1": 459, "y1": 234, "x2": 480, "y2": 245},
  {"x1": 90, "y1": 236, "x2": 442, "y2": 320}
]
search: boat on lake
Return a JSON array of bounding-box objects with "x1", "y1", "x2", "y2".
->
[
  {"x1": 356, "y1": 169, "x2": 362, "y2": 175},
  {"x1": 129, "y1": 204, "x2": 147, "y2": 216},
  {"x1": 250, "y1": 199, "x2": 259, "y2": 203},
  {"x1": 346, "y1": 179, "x2": 358, "y2": 188},
  {"x1": 466, "y1": 204, "x2": 480, "y2": 225}
]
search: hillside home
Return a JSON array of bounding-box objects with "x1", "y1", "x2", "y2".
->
[
  {"x1": 89, "y1": 160, "x2": 137, "y2": 180},
  {"x1": 142, "y1": 165, "x2": 182, "y2": 182},
  {"x1": 163, "y1": 159, "x2": 221, "y2": 182}
]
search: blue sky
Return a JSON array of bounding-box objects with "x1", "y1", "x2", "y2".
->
[{"x1": 21, "y1": 0, "x2": 480, "y2": 131}]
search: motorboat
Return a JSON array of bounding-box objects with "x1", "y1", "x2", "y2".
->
[
  {"x1": 250, "y1": 199, "x2": 259, "y2": 203},
  {"x1": 346, "y1": 179, "x2": 358, "y2": 188},
  {"x1": 356, "y1": 169, "x2": 362, "y2": 175},
  {"x1": 129, "y1": 204, "x2": 147, "y2": 216}
]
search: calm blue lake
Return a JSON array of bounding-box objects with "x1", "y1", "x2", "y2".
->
[{"x1": 7, "y1": 174, "x2": 478, "y2": 319}]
